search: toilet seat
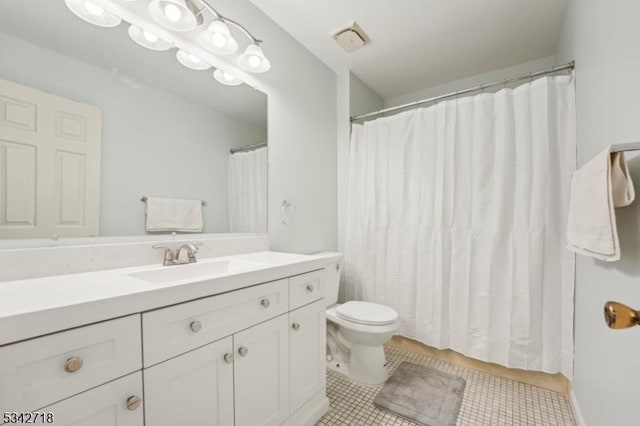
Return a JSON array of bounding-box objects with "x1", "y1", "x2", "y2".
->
[{"x1": 336, "y1": 301, "x2": 398, "y2": 326}]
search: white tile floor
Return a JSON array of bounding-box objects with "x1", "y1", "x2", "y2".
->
[{"x1": 317, "y1": 346, "x2": 576, "y2": 426}]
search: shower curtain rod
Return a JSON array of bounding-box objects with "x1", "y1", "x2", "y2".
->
[
  {"x1": 230, "y1": 142, "x2": 267, "y2": 154},
  {"x1": 351, "y1": 61, "x2": 575, "y2": 123}
]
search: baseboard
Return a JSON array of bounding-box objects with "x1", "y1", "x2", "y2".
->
[
  {"x1": 281, "y1": 389, "x2": 330, "y2": 426},
  {"x1": 569, "y1": 390, "x2": 587, "y2": 426}
]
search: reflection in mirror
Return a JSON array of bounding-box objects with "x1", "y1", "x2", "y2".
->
[{"x1": 0, "y1": 0, "x2": 268, "y2": 240}]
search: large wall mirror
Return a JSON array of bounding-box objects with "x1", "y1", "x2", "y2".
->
[{"x1": 0, "y1": 0, "x2": 268, "y2": 241}]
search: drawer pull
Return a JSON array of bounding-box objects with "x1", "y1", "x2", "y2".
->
[
  {"x1": 292, "y1": 322, "x2": 301, "y2": 331},
  {"x1": 260, "y1": 298, "x2": 270, "y2": 308},
  {"x1": 189, "y1": 320, "x2": 202, "y2": 333},
  {"x1": 126, "y1": 395, "x2": 142, "y2": 411},
  {"x1": 64, "y1": 357, "x2": 83, "y2": 373},
  {"x1": 224, "y1": 353, "x2": 234, "y2": 364},
  {"x1": 238, "y1": 346, "x2": 248, "y2": 357},
  {"x1": 306, "y1": 284, "x2": 314, "y2": 293}
]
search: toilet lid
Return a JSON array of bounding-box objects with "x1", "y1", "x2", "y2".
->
[{"x1": 336, "y1": 301, "x2": 398, "y2": 325}]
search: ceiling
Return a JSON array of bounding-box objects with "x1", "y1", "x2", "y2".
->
[
  {"x1": 250, "y1": 0, "x2": 568, "y2": 99},
  {"x1": 0, "y1": 0, "x2": 267, "y2": 128}
]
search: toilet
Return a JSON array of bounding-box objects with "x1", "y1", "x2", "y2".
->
[{"x1": 324, "y1": 262, "x2": 400, "y2": 385}]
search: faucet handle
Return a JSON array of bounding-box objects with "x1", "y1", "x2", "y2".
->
[{"x1": 153, "y1": 245, "x2": 176, "y2": 266}]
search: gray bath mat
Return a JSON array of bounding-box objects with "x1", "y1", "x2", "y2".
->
[{"x1": 373, "y1": 361, "x2": 466, "y2": 426}]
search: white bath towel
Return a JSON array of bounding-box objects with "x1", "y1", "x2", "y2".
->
[
  {"x1": 145, "y1": 197, "x2": 204, "y2": 232},
  {"x1": 566, "y1": 147, "x2": 635, "y2": 261}
]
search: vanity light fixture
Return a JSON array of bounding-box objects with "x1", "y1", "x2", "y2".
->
[
  {"x1": 64, "y1": 0, "x2": 122, "y2": 28},
  {"x1": 176, "y1": 49, "x2": 212, "y2": 70},
  {"x1": 64, "y1": 0, "x2": 272, "y2": 87},
  {"x1": 128, "y1": 25, "x2": 172, "y2": 51},
  {"x1": 213, "y1": 69, "x2": 242, "y2": 86},
  {"x1": 148, "y1": 0, "x2": 201, "y2": 32},
  {"x1": 199, "y1": 20, "x2": 238, "y2": 55},
  {"x1": 237, "y1": 43, "x2": 271, "y2": 73}
]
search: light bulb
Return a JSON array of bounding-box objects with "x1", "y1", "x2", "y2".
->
[
  {"x1": 164, "y1": 3, "x2": 182, "y2": 22},
  {"x1": 212, "y1": 32, "x2": 226, "y2": 48},
  {"x1": 213, "y1": 69, "x2": 242, "y2": 86},
  {"x1": 223, "y1": 72, "x2": 235, "y2": 82},
  {"x1": 84, "y1": 1, "x2": 104, "y2": 16},
  {"x1": 189, "y1": 54, "x2": 201, "y2": 63},
  {"x1": 248, "y1": 55, "x2": 261, "y2": 68},
  {"x1": 143, "y1": 30, "x2": 158, "y2": 43}
]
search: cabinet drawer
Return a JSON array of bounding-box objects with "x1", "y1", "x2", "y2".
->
[
  {"x1": 0, "y1": 315, "x2": 141, "y2": 413},
  {"x1": 38, "y1": 371, "x2": 143, "y2": 426},
  {"x1": 143, "y1": 279, "x2": 289, "y2": 366},
  {"x1": 290, "y1": 270, "x2": 325, "y2": 310}
]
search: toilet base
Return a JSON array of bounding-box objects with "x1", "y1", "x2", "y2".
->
[{"x1": 348, "y1": 343, "x2": 388, "y2": 384}]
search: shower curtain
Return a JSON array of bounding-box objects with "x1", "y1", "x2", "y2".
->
[
  {"x1": 228, "y1": 146, "x2": 267, "y2": 233},
  {"x1": 344, "y1": 75, "x2": 576, "y2": 378}
]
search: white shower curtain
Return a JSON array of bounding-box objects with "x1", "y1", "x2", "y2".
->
[
  {"x1": 344, "y1": 76, "x2": 576, "y2": 378},
  {"x1": 228, "y1": 146, "x2": 268, "y2": 233}
]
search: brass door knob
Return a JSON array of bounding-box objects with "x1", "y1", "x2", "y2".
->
[
  {"x1": 64, "y1": 357, "x2": 83, "y2": 373},
  {"x1": 189, "y1": 320, "x2": 202, "y2": 333},
  {"x1": 126, "y1": 395, "x2": 141, "y2": 411},
  {"x1": 604, "y1": 301, "x2": 640, "y2": 329},
  {"x1": 306, "y1": 284, "x2": 314, "y2": 293},
  {"x1": 260, "y1": 298, "x2": 270, "y2": 308}
]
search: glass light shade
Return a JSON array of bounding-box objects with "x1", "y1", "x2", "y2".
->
[
  {"x1": 176, "y1": 50, "x2": 212, "y2": 70},
  {"x1": 148, "y1": 0, "x2": 197, "y2": 31},
  {"x1": 237, "y1": 43, "x2": 271, "y2": 73},
  {"x1": 64, "y1": 0, "x2": 122, "y2": 28},
  {"x1": 199, "y1": 21, "x2": 238, "y2": 55},
  {"x1": 128, "y1": 25, "x2": 172, "y2": 51},
  {"x1": 213, "y1": 69, "x2": 242, "y2": 86}
]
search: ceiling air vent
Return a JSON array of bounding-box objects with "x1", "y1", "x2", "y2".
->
[{"x1": 333, "y1": 22, "x2": 369, "y2": 52}]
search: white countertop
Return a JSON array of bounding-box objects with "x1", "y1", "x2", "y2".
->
[{"x1": 0, "y1": 251, "x2": 341, "y2": 346}]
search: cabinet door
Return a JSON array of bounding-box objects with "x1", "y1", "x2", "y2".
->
[
  {"x1": 144, "y1": 337, "x2": 234, "y2": 426},
  {"x1": 289, "y1": 300, "x2": 326, "y2": 413},
  {"x1": 38, "y1": 372, "x2": 142, "y2": 426},
  {"x1": 234, "y1": 315, "x2": 289, "y2": 426}
]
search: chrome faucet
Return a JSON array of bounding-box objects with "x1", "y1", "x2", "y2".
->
[
  {"x1": 176, "y1": 243, "x2": 199, "y2": 264},
  {"x1": 153, "y1": 243, "x2": 199, "y2": 266}
]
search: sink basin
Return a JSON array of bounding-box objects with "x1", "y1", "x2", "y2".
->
[{"x1": 129, "y1": 259, "x2": 265, "y2": 284}]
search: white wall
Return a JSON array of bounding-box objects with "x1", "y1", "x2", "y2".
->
[
  {"x1": 207, "y1": 0, "x2": 338, "y2": 254},
  {"x1": 0, "y1": 32, "x2": 266, "y2": 236},
  {"x1": 556, "y1": 1, "x2": 640, "y2": 424}
]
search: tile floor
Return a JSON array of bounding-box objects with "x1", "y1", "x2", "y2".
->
[{"x1": 316, "y1": 345, "x2": 576, "y2": 426}]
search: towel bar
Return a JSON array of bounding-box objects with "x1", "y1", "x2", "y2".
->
[
  {"x1": 140, "y1": 196, "x2": 207, "y2": 206},
  {"x1": 610, "y1": 142, "x2": 640, "y2": 152}
]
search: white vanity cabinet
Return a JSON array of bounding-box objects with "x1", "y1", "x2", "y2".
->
[
  {"x1": 0, "y1": 259, "x2": 333, "y2": 426},
  {"x1": 142, "y1": 271, "x2": 327, "y2": 426},
  {"x1": 289, "y1": 300, "x2": 326, "y2": 414},
  {"x1": 143, "y1": 337, "x2": 234, "y2": 426},
  {"x1": 38, "y1": 372, "x2": 143, "y2": 426}
]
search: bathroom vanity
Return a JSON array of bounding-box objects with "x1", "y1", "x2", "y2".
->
[{"x1": 0, "y1": 251, "x2": 339, "y2": 426}]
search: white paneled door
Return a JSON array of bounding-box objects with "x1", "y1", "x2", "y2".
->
[{"x1": 0, "y1": 79, "x2": 101, "y2": 238}]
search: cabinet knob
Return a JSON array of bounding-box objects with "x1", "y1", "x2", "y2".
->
[
  {"x1": 64, "y1": 357, "x2": 83, "y2": 373},
  {"x1": 306, "y1": 284, "x2": 314, "y2": 293},
  {"x1": 224, "y1": 353, "x2": 234, "y2": 364},
  {"x1": 126, "y1": 395, "x2": 142, "y2": 411},
  {"x1": 238, "y1": 346, "x2": 248, "y2": 357},
  {"x1": 260, "y1": 298, "x2": 270, "y2": 308},
  {"x1": 292, "y1": 322, "x2": 301, "y2": 331},
  {"x1": 189, "y1": 320, "x2": 202, "y2": 333}
]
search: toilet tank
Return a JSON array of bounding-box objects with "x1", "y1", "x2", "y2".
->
[{"x1": 324, "y1": 262, "x2": 341, "y2": 306}]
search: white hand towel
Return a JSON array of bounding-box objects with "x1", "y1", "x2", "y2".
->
[
  {"x1": 145, "y1": 197, "x2": 204, "y2": 232},
  {"x1": 566, "y1": 147, "x2": 635, "y2": 261}
]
